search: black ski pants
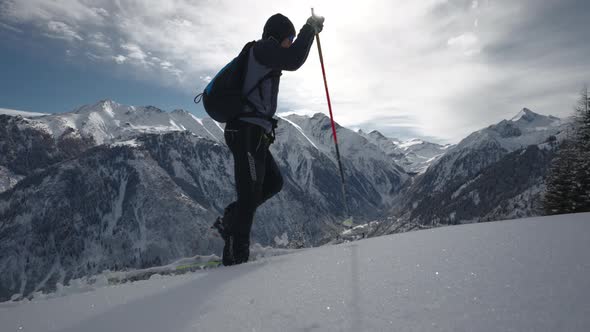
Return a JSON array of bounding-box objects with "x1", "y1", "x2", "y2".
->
[{"x1": 223, "y1": 120, "x2": 283, "y2": 240}]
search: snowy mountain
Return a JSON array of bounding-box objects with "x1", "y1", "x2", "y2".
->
[
  {"x1": 0, "y1": 101, "x2": 568, "y2": 302},
  {"x1": 1, "y1": 213, "x2": 588, "y2": 332},
  {"x1": 457, "y1": 107, "x2": 564, "y2": 153},
  {"x1": 29, "y1": 100, "x2": 224, "y2": 145},
  {"x1": 0, "y1": 114, "x2": 95, "y2": 192},
  {"x1": 358, "y1": 129, "x2": 453, "y2": 174},
  {"x1": 391, "y1": 108, "x2": 569, "y2": 225},
  {"x1": 0, "y1": 132, "x2": 233, "y2": 302},
  {"x1": 0, "y1": 108, "x2": 48, "y2": 117},
  {"x1": 392, "y1": 139, "x2": 453, "y2": 174},
  {"x1": 0, "y1": 101, "x2": 408, "y2": 301},
  {"x1": 281, "y1": 113, "x2": 408, "y2": 207}
]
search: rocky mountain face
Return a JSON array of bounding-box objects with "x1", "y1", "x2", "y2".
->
[
  {"x1": 0, "y1": 114, "x2": 95, "y2": 192},
  {"x1": 31, "y1": 101, "x2": 225, "y2": 145},
  {"x1": 0, "y1": 101, "x2": 568, "y2": 301},
  {"x1": 282, "y1": 114, "x2": 408, "y2": 208},
  {"x1": 0, "y1": 100, "x2": 408, "y2": 301},
  {"x1": 0, "y1": 131, "x2": 249, "y2": 300},
  {"x1": 358, "y1": 129, "x2": 453, "y2": 174},
  {"x1": 388, "y1": 108, "x2": 569, "y2": 227}
]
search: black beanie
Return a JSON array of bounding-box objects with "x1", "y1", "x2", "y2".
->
[{"x1": 262, "y1": 13, "x2": 296, "y2": 42}]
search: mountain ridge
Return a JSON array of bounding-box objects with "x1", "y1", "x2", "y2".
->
[
  {"x1": 0, "y1": 101, "x2": 408, "y2": 301},
  {"x1": 0, "y1": 100, "x2": 570, "y2": 301}
]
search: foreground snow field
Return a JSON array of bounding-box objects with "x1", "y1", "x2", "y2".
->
[{"x1": 1, "y1": 213, "x2": 589, "y2": 332}]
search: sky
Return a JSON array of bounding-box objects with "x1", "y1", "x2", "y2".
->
[{"x1": 0, "y1": 0, "x2": 588, "y2": 143}]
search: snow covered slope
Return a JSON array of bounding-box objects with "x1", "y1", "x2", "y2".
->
[
  {"x1": 0, "y1": 133, "x2": 234, "y2": 302},
  {"x1": 392, "y1": 139, "x2": 453, "y2": 173},
  {"x1": 392, "y1": 108, "x2": 569, "y2": 225},
  {"x1": 458, "y1": 108, "x2": 564, "y2": 152},
  {"x1": 0, "y1": 114, "x2": 95, "y2": 192},
  {"x1": 428, "y1": 108, "x2": 566, "y2": 193},
  {"x1": 30, "y1": 100, "x2": 223, "y2": 144},
  {"x1": 0, "y1": 102, "x2": 409, "y2": 301},
  {"x1": 0, "y1": 102, "x2": 567, "y2": 303},
  {"x1": 0, "y1": 108, "x2": 48, "y2": 117},
  {"x1": 358, "y1": 129, "x2": 453, "y2": 173},
  {"x1": 1, "y1": 213, "x2": 588, "y2": 332},
  {"x1": 282, "y1": 113, "x2": 408, "y2": 206}
]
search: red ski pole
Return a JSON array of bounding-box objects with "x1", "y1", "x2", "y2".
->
[{"x1": 312, "y1": 8, "x2": 352, "y2": 225}]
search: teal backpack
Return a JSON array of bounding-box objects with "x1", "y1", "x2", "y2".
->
[{"x1": 194, "y1": 41, "x2": 274, "y2": 122}]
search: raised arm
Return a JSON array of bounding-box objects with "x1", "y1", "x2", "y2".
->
[{"x1": 253, "y1": 24, "x2": 316, "y2": 71}]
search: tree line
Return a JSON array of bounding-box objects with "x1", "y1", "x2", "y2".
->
[{"x1": 544, "y1": 88, "x2": 590, "y2": 214}]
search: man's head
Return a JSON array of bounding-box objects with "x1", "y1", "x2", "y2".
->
[{"x1": 263, "y1": 13, "x2": 295, "y2": 48}]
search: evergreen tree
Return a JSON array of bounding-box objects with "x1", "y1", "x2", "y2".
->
[
  {"x1": 573, "y1": 88, "x2": 590, "y2": 211},
  {"x1": 544, "y1": 88, "x2": 590, "y2": 214},
  {"x1": 544, "y1": 139, "x2": 579, "y2": 214}
]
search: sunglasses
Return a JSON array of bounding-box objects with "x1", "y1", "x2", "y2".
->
[{"x1": 288, "y1": 35, "x2": 295, "y2": 43}]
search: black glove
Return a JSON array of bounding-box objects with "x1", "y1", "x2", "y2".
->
[{"x1": 306, "y1": 14, "x2": 325, "y2": 34}]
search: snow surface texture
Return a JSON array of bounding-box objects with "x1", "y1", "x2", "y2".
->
[{"x1": 1, "y1": 213, "x2": 589, "y2": 332}]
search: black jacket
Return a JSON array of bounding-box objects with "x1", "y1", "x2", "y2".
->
[
  {"x1": 253, "y1": 23, "x2": 316, "y2": 71},
  {"x1": 239, "y1": 24, "x2": 316, "y2": 132}
]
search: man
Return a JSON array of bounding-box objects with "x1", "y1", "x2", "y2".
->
[{"x1": 214, "y1": 13, "x2": 325, "y2": 266}]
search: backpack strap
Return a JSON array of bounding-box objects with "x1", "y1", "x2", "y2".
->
[
  {"x1": 243, "y1": 70, "x2": 279, "y2": 98},
  {"x1": 241, "y1": 71, "x2": 273, "y2": 119},
  {"x1": 239, "y1": 52, "x2": 282, "y2": 120}
]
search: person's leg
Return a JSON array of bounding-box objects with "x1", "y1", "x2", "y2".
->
[
  {"x1": 224, "y1": 122, "x2": 267, "y2": 264},
  {"x1": 258, "y1": 151, "x2": 283, "y2": 207},
  {"x1": 216, "y1": 201, "x2": 237, "y2": 266}
]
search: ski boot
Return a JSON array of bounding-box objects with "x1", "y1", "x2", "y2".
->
[
  {"x1": 212, "y1": 216, "x2": 235, "y2": 266},
  {"x1": 232, "y1": 235, "x2": 250, "y2": 265}
]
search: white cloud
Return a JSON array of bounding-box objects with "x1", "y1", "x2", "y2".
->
[
  {"x1": 0, "y1": 0, "x2": 106, "y2": 25},
  {"x1": 164, "y1": 67, "x2": 183, "y2": 78},
  {"x1": 90, "y1": 40, "x2": 110, "y2": 48},
  {"x1": 448, "y1": 32, "x2": 480, "y2": 56},
  {"x1": 113, "y1": 55, "x2": 127, "y2": 64},
  {"x1": 0, "y1": 21, "x2": 23, "y2": 33},
  {"x1": 91, "y1": 7, "x2": 109, "y2": 18},
  {"x1": 120, "y1": 43, "x2": 148, "y2": 63},
  {"x1": 1, "y1": 0, "x2": 588, "y2": 143},
  {"x1": 278, "y1": 109, "x2": 321, "y2": 117},
  {"x1": 89, "y1": 32, "x2": 110, "y2": 48},
  {"x1": 45, "y1": 21, "x2": 83, "y2": 41},
  {"x1": 85, "y1": 52, "x2": 103, "y2": 61},
  {"x1": 448, "y1": 32, "x2": 478, "y2": 48}
]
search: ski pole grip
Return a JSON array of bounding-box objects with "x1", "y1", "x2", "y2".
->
[{"x1": 311, "y1": 8, "x2": 320, "y2": 18}]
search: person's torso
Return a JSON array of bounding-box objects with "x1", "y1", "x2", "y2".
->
[{"x1": 239, "y1": 46, "x2": 281, "y2": 132}]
